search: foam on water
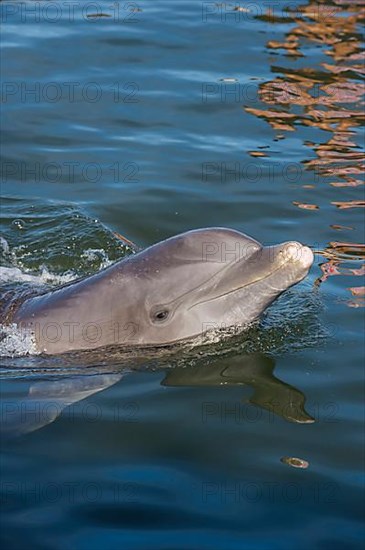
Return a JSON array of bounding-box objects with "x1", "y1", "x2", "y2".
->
[
  {"x1": 0, "y1": 323, "x2": 39, "y2": 357},
  {"x1": 80, "y1": 248, "x2": 115, "y2": 270},
  {"x1": 0, "y1": 238, "x2": 118, "y2": 358},
  {"x1": 0, "y1": 236, "x2": 10, "y2": 255},
  {"x1": 0, "y1": 265, "x2": 77, "y2": 286},
  {"x1": 0, "y1": 264, "x2": 73, "y2": 356}
]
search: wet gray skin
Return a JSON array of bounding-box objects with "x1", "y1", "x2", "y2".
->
[{"x1": 12, "y1": 228, "x2": 314, "y2": 355}]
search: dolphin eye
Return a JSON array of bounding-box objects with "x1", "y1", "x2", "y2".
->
[{"x1": 152, "y1": 309, "x2": 170, "y2": 323}]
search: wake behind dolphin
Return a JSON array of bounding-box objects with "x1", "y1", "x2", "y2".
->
[{"x1": 1, "y1": 228, "x2": 314, "y2": 355}]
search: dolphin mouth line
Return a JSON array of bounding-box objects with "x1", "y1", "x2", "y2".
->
[{"x1": 187, "y1": 257, "x2": 306, "y2": 311}]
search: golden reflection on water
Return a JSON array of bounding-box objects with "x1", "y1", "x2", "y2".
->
[{"x1": 245, "y1": 0, "x2": 364, "y2": 305}]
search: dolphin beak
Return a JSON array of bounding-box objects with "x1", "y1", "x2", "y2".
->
[{"x1": 281, "y1": 242, "x2": 314, "y2": 269}]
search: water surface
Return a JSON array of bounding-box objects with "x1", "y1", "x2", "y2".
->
[{"x1": 1, "y1": 1, "x2": 364, "y2": 548}]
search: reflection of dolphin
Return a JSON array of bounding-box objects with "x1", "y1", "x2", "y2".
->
[
  {"x1": 6, "y1": 228, "x2": 313, "y2": 355},
  {"x1": 0, "y1": 353, "x2": 314, "y2": 437},
  {"x1": 0, "y1": 374, "x2": 122, "y2": 437},
  {"x1": 162, "y1": 354, "x2": 315, "y2": 424}
]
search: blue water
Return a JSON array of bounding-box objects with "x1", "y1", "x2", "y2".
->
[{"x1": 1, "y1": 1, "x2": 364, "y2": 548}]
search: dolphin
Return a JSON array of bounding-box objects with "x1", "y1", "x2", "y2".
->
[{"x1": 5, "y1": 228, "x2": 313, "y2": 355}]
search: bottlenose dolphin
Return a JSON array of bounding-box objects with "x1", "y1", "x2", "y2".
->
[{"x1": 5, "y1": 228, "x2": 313, "y2": 355}]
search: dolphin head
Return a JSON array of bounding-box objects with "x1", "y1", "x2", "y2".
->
[{"x1": 115, "y1": 228, "x2": 314, "y2": 346}]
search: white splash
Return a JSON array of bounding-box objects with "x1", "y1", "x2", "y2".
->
[
  {"x1": 0, "y1": 324, "x2": 39, "y2": 357},
  {"x1": 81, "y1": 248, "x2": 114, "y2": 270},
  {"x1": 0, "y1": 236, "x2": 10, "y2": 255},
  {"x1": 0, "y1": 239, "x2": 119, "y2": 357},
  {"x1": 0, "y1": 266, "x2": 76, "y2": 286}
]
